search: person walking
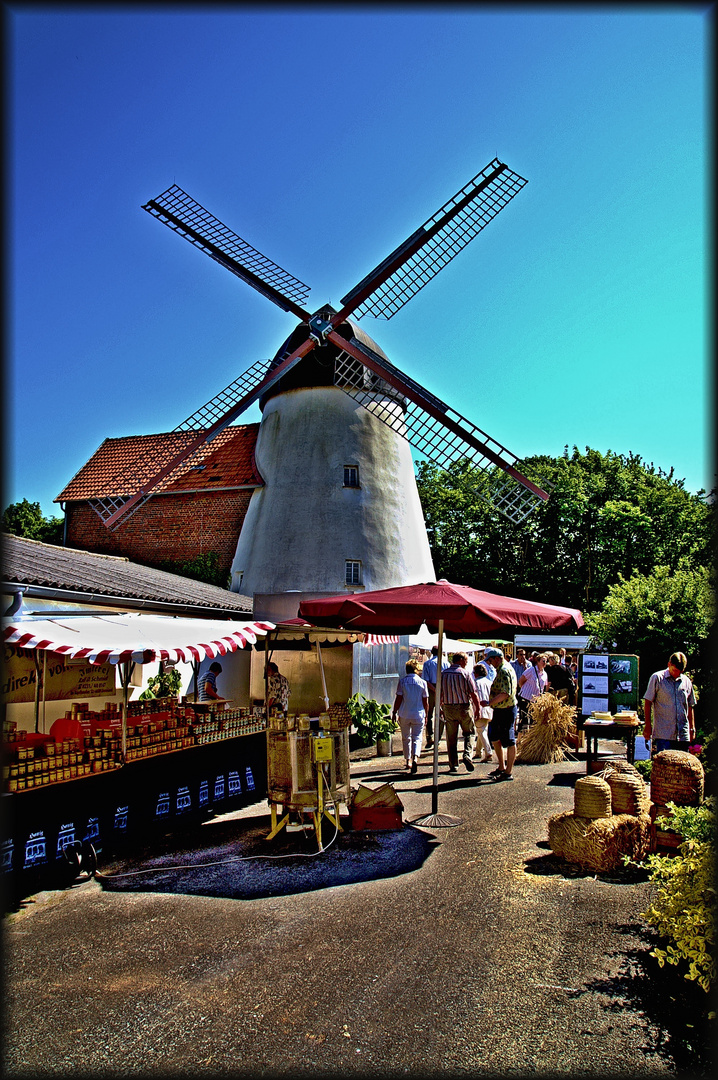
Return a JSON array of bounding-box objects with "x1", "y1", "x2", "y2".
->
[
  {"x1": 440, "y1": 652, "x2": 480, "y2": 774},
  {"x1": 484, "y1": 647, "x2": 519, "y2": 781},
  {"x1": 517, "y1": 653, "x2": 548, "y2": 731},
  {"x1": 643, "y1": 651, "x2": 696, "y2": 753},
  {"x1": 392, "y1": 660, "x2": 429, "y2": 774},
  {"x1": 421, "y1": 645, "x2": 450, "y2": 750},
  {"x1": 472, "y1": 661, "x2": 494, "y2": 763}
]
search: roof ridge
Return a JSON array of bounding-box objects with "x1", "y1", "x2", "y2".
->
[{"x1": 3, "y1": 533, "x2": 130, "y2": 562}]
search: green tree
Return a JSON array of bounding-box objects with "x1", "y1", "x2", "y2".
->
[
  {"x1": 416, "y1": 446, "x2": 714, "y2": 611},
  {"x1": 157, "y1": 551, "x2": 229, "y2": 589},
  {"x1": 583, "y1": 562, "x2": 715, "y2": 722},
  {"x1": 2, "y1": 499, "x2": 64, "y2": 545}
]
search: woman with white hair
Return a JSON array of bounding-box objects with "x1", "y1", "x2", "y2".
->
[
  {"x1": 472, "y1": 661, "x2": 494, "y2": 763},
  {"x1": 391, "y1": 659, "x2": 429, "y2": 774}
]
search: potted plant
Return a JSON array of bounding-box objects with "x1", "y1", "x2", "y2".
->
[
  {"x1": 346, "y1": 693, "x2": 397, "y2": 755},
  {"x1": 139, "y1": 665, "x2": 182, "y2": 701}
]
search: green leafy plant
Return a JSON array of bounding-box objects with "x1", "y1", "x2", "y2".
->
[
  {"x1": 139, "y1": 666, "x2": 182, "y2": 701},
  {"x1": 641, "y1": 798, "x2": 716, "y2": 993},
  {"x1": 634, "y1": 759, "x2": 652, "y2": 781},
  {"x1": 346, "y1": 693, "x2": 396, "y2": 743}
]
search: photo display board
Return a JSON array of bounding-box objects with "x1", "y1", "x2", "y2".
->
[{"x1": 578, "y1": 653, "x2": 639, "y2": 717}]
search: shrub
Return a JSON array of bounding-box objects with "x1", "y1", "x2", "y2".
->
[
  {"x1": 346, "y1": 693, "x2": 396, "y2": 743},
  {"x1": 641, "y1": 798, "x2": 716, "y2": 993}
]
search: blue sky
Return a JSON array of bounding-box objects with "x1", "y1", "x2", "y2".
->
[{"x1": 7, "y1": 6, "x2": 711, "y2": 518}]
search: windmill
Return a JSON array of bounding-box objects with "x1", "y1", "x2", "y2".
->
[{"x1": 94, "y1": 158, "x2": 550, "y2": 619}]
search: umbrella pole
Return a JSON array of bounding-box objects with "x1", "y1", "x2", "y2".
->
[{"x1": 411, "y1": 618, "x2": 462, "y2": 828}]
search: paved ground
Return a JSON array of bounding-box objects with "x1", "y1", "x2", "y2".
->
[{"x1": 2, "y1": 737, "x2": 710, "y2": 1077}]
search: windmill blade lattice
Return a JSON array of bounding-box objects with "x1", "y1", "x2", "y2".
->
[
  {"x1": 90, "y1": 357, "x2": 275, "y2": 530},
  {"x1": 333, "y1": 342, "x2": 548, "y2": 525},
  {"x1": 143, "y1": 186, "x2": 311, "y2": 315},
  {"x1": 340, "y1": 159, "x2": 527, "y2": 321}
]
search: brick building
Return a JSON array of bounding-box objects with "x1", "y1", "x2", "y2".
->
[{"x1": 55, "y1": 425, "x2": 262, "y2": 580}]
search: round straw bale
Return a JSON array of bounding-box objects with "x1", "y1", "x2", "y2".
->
[
  {"x1": 548, "y1": 811, "x2": 651, "y2": 871},
  {"x1": 650, "y1": 750, "x2": 704, "y2": 807},
  {"x1": 606, "y1": 772, "x2": 650, "y2": 815},
  {"x1": 573, "y1": 775, "x2": 612, "y2": 819},
  {"x1": 597, "y1": 760, "x2": 642, "y2": 781}
]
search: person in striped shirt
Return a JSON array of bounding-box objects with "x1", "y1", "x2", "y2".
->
[{"x1": 440, "y1": 652, "x2": 481, "y2": 774}]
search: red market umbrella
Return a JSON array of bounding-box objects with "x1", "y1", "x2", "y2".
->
[
  {"x1": 299, "y1": 580, "x2": 585, "y2": 827},
  {"x1": 298, "y1": 580, "x2": 584, "y2": 636}
]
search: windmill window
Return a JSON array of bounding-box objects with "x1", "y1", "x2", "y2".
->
[
  {"x1": 345, "y1": 560, "x2": 362, "y2": 586},
  {"x1": 343, "y1": 465, "x2": 360, "y2": 488}
]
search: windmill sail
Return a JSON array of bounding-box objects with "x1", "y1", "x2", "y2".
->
[
  {"x1": 332, "y1": 336, "x2": 549, "y2": 525},
  {"x1": 143, "y1": 186, "x2": 312, "y2": 318},
  {"x1": 98, "y1": 158, "x2": 540, "y2": 530},
  {"x1": 337, "y1": 159, "x2": 527, "y2": 322},
  {"x1": 95, "y1": 338, "x2": 318, "y2": 530}
]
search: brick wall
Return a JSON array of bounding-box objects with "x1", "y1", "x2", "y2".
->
[{"x1": 63, "y1": 490, "x2": 255, "y2": 576}]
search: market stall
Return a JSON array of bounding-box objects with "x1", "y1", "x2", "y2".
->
[{"x1": 1, "y1": 612, "x2": 274, "y2": 900}]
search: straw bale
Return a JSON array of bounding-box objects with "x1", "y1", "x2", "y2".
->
[
  {"x1": 650, "y1": 750, "x2": 704, "y2": 807},
  {"x1": 605, "y1": 772, "x2": 650, "y2": 816},
  {"x1": 516, "y1": 693, "x2": 576, "y2": 764},
  {"x1": 597, "y1": 760, "x2": 642, "y2": 781},
  {"x1": 573, "y1": 775, "x2": 612, "y2": 819},
  {"x1": 548, "y1": 810, "x2": 651, "y2": 871}
]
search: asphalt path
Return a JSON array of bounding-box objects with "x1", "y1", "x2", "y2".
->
[{"x1": 2, "y1": 738, "x2": 694, "y2": 1076}]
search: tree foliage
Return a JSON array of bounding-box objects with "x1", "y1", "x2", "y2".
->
[
  {"x1": 416, "y1": 446, "x2": 714, "y2": 613},
  {"x1": 1, "y1": 499, "x2": 64, "y2": 545},
  {"x1": 584, "y1": 562, "x2": 714, "y2": 702},
  {"x1": 416, "y1": 445, "x2": 715, "y2": 714},
  {"x1": 157, "y1": 551, "x2": 228, "y2": 589}
]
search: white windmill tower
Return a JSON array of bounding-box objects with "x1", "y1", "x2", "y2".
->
[{"x1": 93, "y1": 160, "x2": 550, "y2": 623}]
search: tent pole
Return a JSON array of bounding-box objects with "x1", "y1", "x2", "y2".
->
[
  {"x1": 33, "y1": 652, "x2": 42, "y2": 733},
  {"x1": 42, "y1": 651, "x2": 47, "y2": 733},
  {"x1": 316, "y1": 640, "x2": 330, "y2": 712},
  {"x1": 120, "y1": 660, "x2": 130, "y2": 760}
]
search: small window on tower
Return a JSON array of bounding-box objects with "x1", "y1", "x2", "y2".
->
[
  {"x1": 345, "y1": 560, "x2": 362, "y2": 586},
  {"x1": 343, "y1": 465, "x2": 360, "y2": 488}
]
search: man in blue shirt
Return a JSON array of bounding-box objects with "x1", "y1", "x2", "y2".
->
[
  {"x1": 510, "y1": 648, "x2": 532, "y2": 683},
  {"x1": 421, "y1": 646, "x2": 450, "y2": 749},
  {"x1": 643, "y1": 651, "x2": 696, "y2": 753}
]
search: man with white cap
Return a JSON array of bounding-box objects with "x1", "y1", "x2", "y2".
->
[{"x1": 484, "y1": 647, "x2": 519, "y2": 781}]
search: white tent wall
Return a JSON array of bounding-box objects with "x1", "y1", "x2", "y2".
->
[
  {"x1": 514, "y1": 635, "x2": 591, "y2": 653},
  {"x1": 193, "y1": 649, "x2": 253, "y2": 708},
  {"x1": 248, "y1": 644, "x2": 353, "y2": 715}
]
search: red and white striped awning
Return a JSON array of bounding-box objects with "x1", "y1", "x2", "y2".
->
[
  {"x1": 2, "y1": 613, "x2": 275, "y2": 666},
  {"x1": 363, "y1": 634, "x2": 400, "y2": 646}
]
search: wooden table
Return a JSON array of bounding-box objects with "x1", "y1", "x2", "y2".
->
[{"x1": 579, "y1": 720, "x2": 639, "y2": 774}]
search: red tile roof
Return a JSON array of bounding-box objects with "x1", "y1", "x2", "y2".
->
[{"x1": 55, "y1": 425, "x2": 262, "y2": 502}]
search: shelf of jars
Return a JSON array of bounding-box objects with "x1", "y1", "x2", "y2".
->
[{"x1": 2, "y1": 697, "x2": 267, "y2": 794}]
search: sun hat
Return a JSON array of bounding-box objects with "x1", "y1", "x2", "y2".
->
[{"x1": 484, "y1": 647, "x2": 504, "y2": 659}]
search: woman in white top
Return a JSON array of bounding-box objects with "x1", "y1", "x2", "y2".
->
[
  {"x1": 392, "y1": 660, "x2": 429, "y2": 774},
  {"x1": 518, "y1": 654, "x2": 548, "y2": 729},
  {"x1": 472, "y1": 662, "x2": 494, "y2": 763}
]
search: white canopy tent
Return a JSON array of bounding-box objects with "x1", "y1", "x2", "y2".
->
[
  {"x1": 2, "y1": 611, "x2": 275, "y2": 755},
  {"x1": 409, "y1": 625, "x2": 479, "y2": 659}
]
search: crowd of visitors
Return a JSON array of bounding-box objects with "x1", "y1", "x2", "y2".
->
[{"x1": 391, "y1": 645, "x2": 579, "y2": 782}]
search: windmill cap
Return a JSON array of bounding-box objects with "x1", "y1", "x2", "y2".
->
[{"x1": 484, "y1": 647, "x2": 504, "y2": 659}]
